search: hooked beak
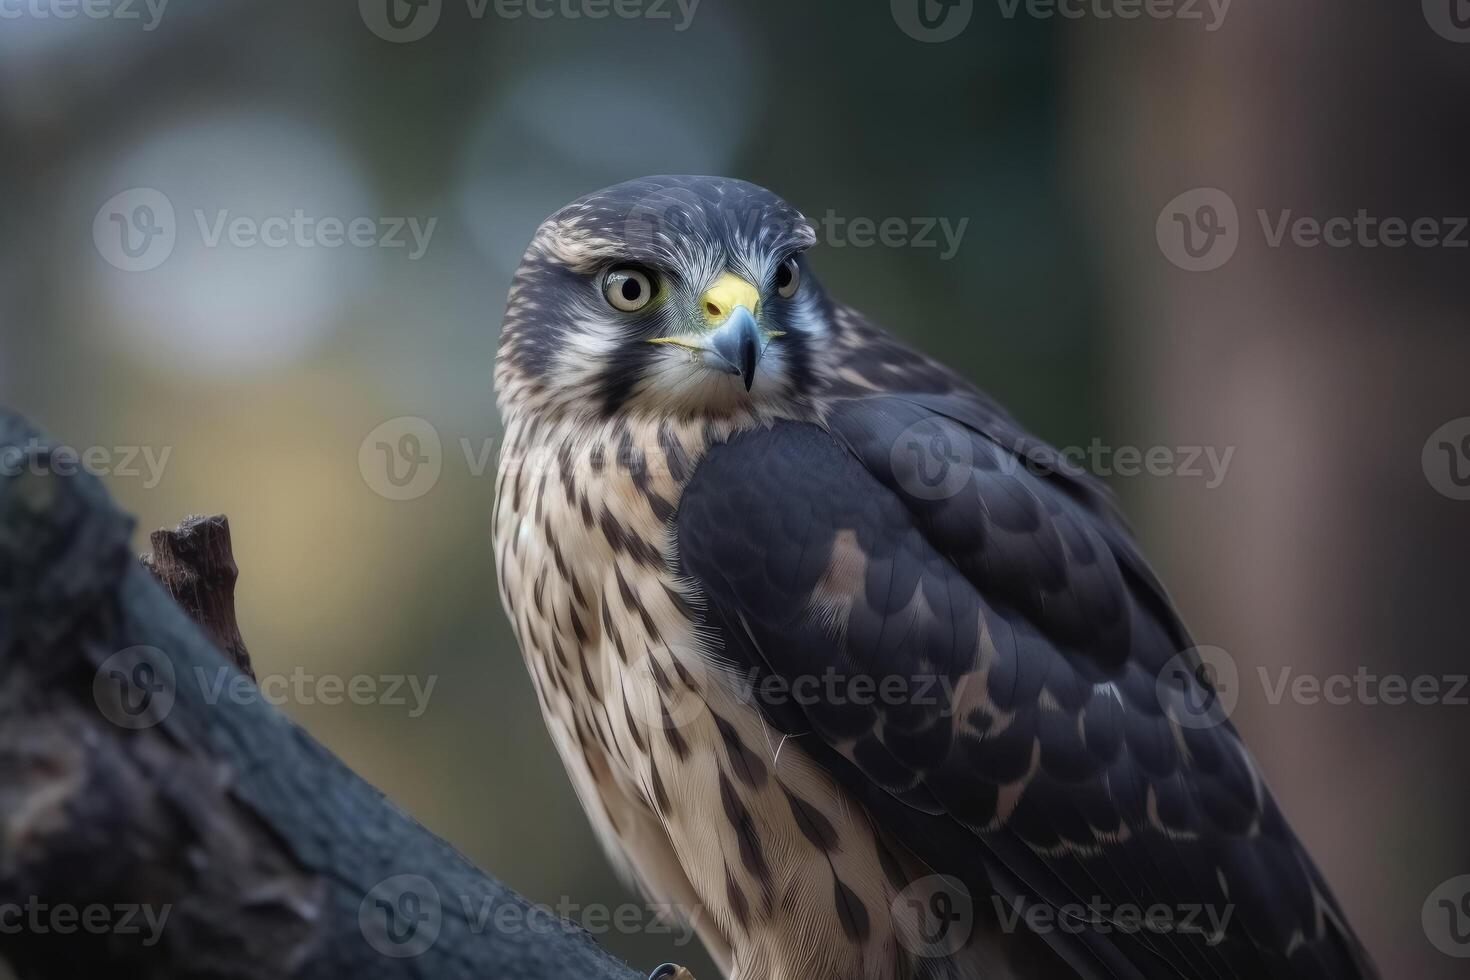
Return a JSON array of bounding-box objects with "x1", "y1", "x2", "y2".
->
[
  {"x1": 707, "y1": 306, "x2": 761, "y2": 391},
  {"x1": 647, "y1": 271, "x2": 780, "y2": 392}
]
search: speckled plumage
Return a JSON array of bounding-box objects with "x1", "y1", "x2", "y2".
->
[{"x1": 492, "y1": 176, "x2": 1377, "y2": 980}]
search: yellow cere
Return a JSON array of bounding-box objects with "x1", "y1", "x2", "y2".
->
[{"x1": 699, "y1": 271, "x2": 762, "y2": 326}]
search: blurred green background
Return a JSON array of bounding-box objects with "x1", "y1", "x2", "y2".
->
[{"x1": 3, "y1": 2, "x2": 1469, "y2": 977}]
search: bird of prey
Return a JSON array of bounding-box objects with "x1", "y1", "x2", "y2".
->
[{"x1": 491, "y1": 176, "x2": 1377, "y2": 980}]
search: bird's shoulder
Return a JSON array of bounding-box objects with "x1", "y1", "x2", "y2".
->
[{"x1": 672, "y1": 314, "x2": 1376, "y2": 980}]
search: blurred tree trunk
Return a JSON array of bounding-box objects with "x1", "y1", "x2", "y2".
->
[{"x1": 1076, "y1": 7, "x2": 1470, "y2": 979}]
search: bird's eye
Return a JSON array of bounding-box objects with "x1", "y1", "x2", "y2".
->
[
  {"x1": 604, "y1": 267, "x2": 656, "y2": 312},
  {"x1": 774, "y1": 257, "x2": 801, "y2": 298}
]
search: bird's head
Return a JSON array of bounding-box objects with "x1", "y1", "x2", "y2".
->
[{"x1": 497, "y1": 176, "x2": 834, "y2": 421}]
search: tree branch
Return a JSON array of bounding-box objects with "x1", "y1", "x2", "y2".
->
[
  {"x1": 0, "y1": 409, "x2": 642, "y2": 980},
  {"x1": 141, "y1": 514, "x2": 252, "y2": 679}
]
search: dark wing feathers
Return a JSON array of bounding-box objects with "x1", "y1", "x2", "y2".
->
[{"x1": 675, "y1": 394, "x2": 1375, "y2": 980}]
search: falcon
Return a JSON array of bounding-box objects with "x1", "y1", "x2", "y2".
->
[{"x1": 491, "y1": 176, "x2": 1377, "y2": 979}]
